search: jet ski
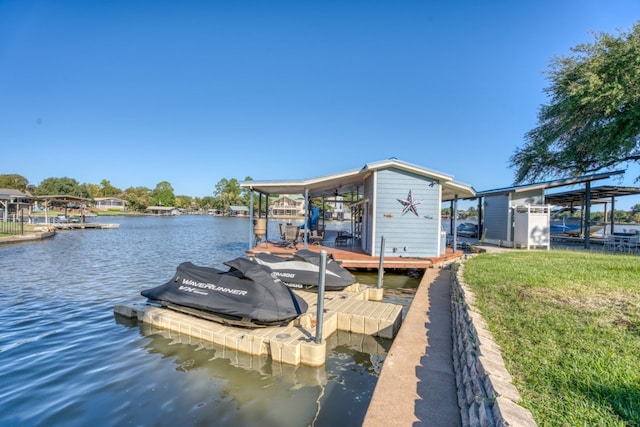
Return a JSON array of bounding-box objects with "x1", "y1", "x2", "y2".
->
[
  {"x1": 140, "y1": 257, "x2": 308, "y2": 328},
  {"x1": 252, "y1": 249, "x2": 356, "y2": 291}
]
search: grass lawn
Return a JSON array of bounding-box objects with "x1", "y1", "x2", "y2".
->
[{"x1": 462, "y1": 251, "x2": 640, "y2": 427}]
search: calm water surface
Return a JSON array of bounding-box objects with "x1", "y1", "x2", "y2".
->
[{"x1": 0, "y1": 216, "x2": 418, "y2": 427}]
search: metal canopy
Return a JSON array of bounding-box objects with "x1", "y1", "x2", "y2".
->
[
  {"x1": 544, "y1": 186, "x2": 640, "y2": 206},
  {"x1": 240, "y1": 158, "x2": 476, "y2": 201},
  {"x1": 475, "y1": 170, "x2": 625, "y2": 198}
]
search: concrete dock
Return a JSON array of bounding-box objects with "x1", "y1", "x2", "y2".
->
[{"x1": 114, "y1": 283, "x2": 402, "y2": 367}]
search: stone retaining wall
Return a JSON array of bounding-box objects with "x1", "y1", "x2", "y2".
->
[{"x1": 450, "y1": 261, "x2": 537, "y2": 427}]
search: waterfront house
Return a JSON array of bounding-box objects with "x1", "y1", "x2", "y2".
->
[
  {"x1": 0, "y1": 188, "x2": 33, "y2": 221},
  {"x1": 94, "y1": 197, "x2": 127, "y2": 211},
  {"x1": 269, "y1": 195, "x2": 305, "y2": 217}
]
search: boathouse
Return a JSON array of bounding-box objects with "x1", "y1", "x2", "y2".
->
[
  {"x1": 241, "y1": 158, "x2": 475, "y2": 258},
  {"x1": 473, "y1": 169, "x2": 640, "y2": 249}
]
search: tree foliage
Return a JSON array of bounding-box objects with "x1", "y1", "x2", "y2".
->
[
  {"x1": 36, "y1": 177, "x2": 90, "y2": 197},
  {"x1": 511, "y1": 22, "x2": 640, "y2": 184},
  {"x1": 149, "y1": 181, "x2": 176, "y2": 207},
  {"x1": 99, "y1": 179, "x2": 121, "y2": 197},
  {"x1": 0, "y1": 174, "x2": 29, "y2": 191},
  {"x1": 214, "y1": 178, "x2": 243, "y2": 213},
  {"x1": 123, "y1": 186, "x2": 150, "y2": 211}
]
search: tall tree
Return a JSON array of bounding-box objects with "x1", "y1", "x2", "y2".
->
[
  {"x1": 149, "y1": 181, "x2": 176, "y2": 207},
  {"x1": 0, "y1": 174, "x2": 28, "y2": 191},
  {"x1": 511, "y1": 22, "x2": 640, "y2": 184},
  {"x1": 214, "y1": 178, "x2": 242, "y2": 215},
  {"x1": 99, "y1": 179, "x2": 121, "y2": 197}
]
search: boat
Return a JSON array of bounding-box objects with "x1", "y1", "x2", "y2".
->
[
  {"x1": 252, "y1": 249, "x2": 356, "y2": 291},
  {"x1": 140, "y1": 257, "x2": 309, "y2": 328},
  {"x1": 456, "y1": 222, "x2": 478, "y2": 238}
]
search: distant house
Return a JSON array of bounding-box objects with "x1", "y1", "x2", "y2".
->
[
  {"x1": 228, "y1": 205, "x2": 250, "y2": 217},
  {"x1": 269, "y1": 195, "x2": 305, "y2": 217},
  {"x1": 94, "y1": 197, "x2": 127, "y2": 211},
  {"x1": 146, "y1": 206, "x2": 180, "y2": 216},
  {"x1": 0, "y1": 188, "x2": 33, "y2": 221}
]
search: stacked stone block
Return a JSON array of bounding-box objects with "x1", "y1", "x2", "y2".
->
[{"x1": 450, "y1": 263, "x2": 537, "y2": 427}]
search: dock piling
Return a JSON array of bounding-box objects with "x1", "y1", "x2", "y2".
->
[{"x1": 315, "y1": 250, "x2": 327, "y2": 344}]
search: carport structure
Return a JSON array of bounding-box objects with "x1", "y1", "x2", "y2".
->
[
  {"x1": 35, "y1": 195, "x2": 92, "y2": 224},
  {"x1": 544, "y1": 185, "x2": 640, "y2": 242},
  {"x1": 473, "y1": 169, "x2": 640, "y2": 249}
]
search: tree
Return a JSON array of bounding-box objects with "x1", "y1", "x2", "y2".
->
[
  {"x1": 36, "y1": 177, "x2": 89, "y2": 197},
  {"x1": 175, "y1": 195, "x2": 192, "y2": 210},
  {"x1": 84, "y1": 183, "x2": 101, "y2": 198},
  {"x1": 123, "y1": 186, "x2": 150, "y2": 211},
  {"x1": 149, "y1": 181, "x2": 176, "y2": 207},
  {"x1": 0, "y1": 174, "x2": 28, "y2": 191},
  {"x1": 511, "y1": 22, "x2": 640, "y2": 184},
  {"x1": 99, "y1": 179, "x2": 121, "y2": 197},
  {"x1": 214, "y1": 178, "x2": 242, "y2": 215}
]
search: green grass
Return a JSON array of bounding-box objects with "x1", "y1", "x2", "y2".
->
[{"x1": 462, "y1": 251, "x2": 640, "y2": 427}]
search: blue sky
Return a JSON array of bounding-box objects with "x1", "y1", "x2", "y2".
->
[{"x1": 2, "y1": 0, "x2": 640, "y2": 209}]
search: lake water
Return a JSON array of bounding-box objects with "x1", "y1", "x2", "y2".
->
[{"x1": 0, "y1": 215, "x2": 419, "y2": 427}]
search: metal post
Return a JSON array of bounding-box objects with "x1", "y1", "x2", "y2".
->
[
  {"x1": 315, "y1": 250, "x2": 327, "y2": 344},
  {"x1": 585, "y1": 181, "x2": 591, "y2": 249},
  {"x1": 303, "y1": 188, "x2": 309, "y2": 249},
  {"x1": 453, "y1": 195, "x2": 459, "y2": 253},
  {"x1": 249, "y1": 189, "x2": 255, "y2": 249},
  {"x1": 376, "y1": 235, "x2": 385, "y2": 289}
]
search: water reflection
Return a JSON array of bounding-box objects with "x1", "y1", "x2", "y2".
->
[{"x1": 115, "y1": 312, "x2": 391, "y2": 427}]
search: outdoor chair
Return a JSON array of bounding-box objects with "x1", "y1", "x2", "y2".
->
[
  {"x1": 283, "y1": 225, "x2": 299, "y2": 249},
  {"x1": 310, "y1": 225, "x2": 325, "y2": 245}
]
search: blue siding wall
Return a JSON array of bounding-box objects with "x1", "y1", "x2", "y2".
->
[
  {"x1": 372, "y1": 168, "x2": 441, "y2": 257},
  {"x1": 484, "y1": 195, "x2": 510, "y2": 240}
]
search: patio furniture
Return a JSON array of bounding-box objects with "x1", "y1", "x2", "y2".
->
[
  {"x1": 310, "y1": 224, "x2": 325, "y2": 245},
  {"x1": 335, "y1": 230, "x2": 353, "y2": 246},
  {"x1": 283, "y1": 225, "x2": 299, "y2": 249}
]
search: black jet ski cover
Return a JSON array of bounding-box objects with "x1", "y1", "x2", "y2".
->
[
  {"x1": 253, "y1": 249, "x2": 356, "y2": 291},
  {"x1": 141, "y1": 258, "x2": 308, "y2": 327}
]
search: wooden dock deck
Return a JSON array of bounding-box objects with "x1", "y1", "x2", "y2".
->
[
  {"x1": 247, "y1": 230, "x2": 463, "y2": 270},
  {"x1": 115, "y1": 283, "x2": 402, "y2": 366},
  {"x1": 51, "y1": 222, "x2": 119, "y2": 230}
]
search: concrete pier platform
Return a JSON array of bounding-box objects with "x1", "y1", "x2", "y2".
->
[{"x1": 114, "y1": 284, "x2": 402, "y2": 367}]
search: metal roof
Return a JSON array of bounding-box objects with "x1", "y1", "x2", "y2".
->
[
  {"x1": 475, "y1": 170, "x2": 625, "y2": 198},
  {"x1": 240, "y1": 158, "x2": 476, "y2": 201},
  {"x1": 544, "y1": 185, "x2": 640, "y2": 206},
  {"x1": 34, "y1": 195, "x2": 92, "y2": 204},
  {"x1": 0, "y1": 188, "x2": 32, "y2": 199}
]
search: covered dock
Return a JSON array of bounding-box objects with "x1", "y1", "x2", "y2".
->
[{"x1": 240, "y1": 158, "x2": 476, "y2": 268}]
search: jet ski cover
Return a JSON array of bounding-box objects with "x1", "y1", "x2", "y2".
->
[{"x1": 141, "y1": 258, "x2": 308, "y2": 326}]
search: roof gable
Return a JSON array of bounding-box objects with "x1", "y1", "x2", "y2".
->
[{"x1": 241, "y1": 158, "x2": 475, "y2": 201}]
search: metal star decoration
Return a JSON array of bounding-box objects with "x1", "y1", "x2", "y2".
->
[{"x1": 397, "y1": 190, "x2": 421, "y2": 216}]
